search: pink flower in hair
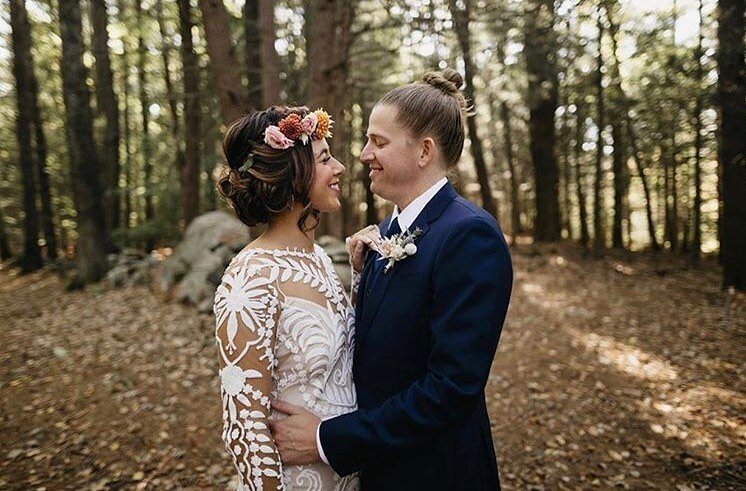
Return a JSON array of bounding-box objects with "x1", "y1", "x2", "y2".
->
[
  {"x1": 300, "y1": 113, "x2": 318, "y2": 137},
  {"x1": 264, "y1": 125, "x2": 294, "y2": 149}
]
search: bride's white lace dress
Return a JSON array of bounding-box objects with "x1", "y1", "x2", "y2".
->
[{"x1": 214, "y1": 244, "x2": 360, "y2": 491}]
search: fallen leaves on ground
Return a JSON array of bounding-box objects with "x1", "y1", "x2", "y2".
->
[{"x1": 0, "y1": 243, "x2": 743, "y2": 490}]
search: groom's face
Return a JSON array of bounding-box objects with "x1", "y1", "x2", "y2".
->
[{"x1": 361, "y1": 104, "x2": 421, "y2": 208}]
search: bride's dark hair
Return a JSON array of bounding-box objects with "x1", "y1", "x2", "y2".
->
[
  {"x1": 377, "y1": 68, "x2": 471, "y2": 167},
  {"x1": 217, "y1": 106, "x2": 319, "y2": 232}
]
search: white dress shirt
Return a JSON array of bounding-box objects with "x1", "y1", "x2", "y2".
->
[
  {"x1": 315, "y1": 176, "x2": 449, "y2": 465},
  {"x1": 389, "y1": 177, "x2": 449, "y2": 232}
]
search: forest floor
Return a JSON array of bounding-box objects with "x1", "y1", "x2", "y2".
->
[{"x1": 1, "y1": 243, "x2": 744, "y2": 490}]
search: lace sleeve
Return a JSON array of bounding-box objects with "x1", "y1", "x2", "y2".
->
[
  {"x1": 214, "y1": 260, "x2": 284, "y2": 491},
  {"x1": 350, "y1": 269, "x2": 362, "y2": 306}
]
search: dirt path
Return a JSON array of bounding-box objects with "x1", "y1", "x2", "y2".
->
[{"x1": 1, "y1": 245, "x2": 744, "y2": 490}]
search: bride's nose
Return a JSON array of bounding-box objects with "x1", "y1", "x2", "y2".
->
[{"x1": 333, "y1": 158, "x2": 346, "y2": 176}]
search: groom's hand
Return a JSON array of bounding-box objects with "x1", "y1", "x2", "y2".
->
[{"x1": 270, "y1": 400, "x2": 322, "y2": 465}]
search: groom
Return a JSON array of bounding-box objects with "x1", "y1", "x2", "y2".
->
[{"x1": 271, "y1": 74, "x2": 513, "y2": 490}]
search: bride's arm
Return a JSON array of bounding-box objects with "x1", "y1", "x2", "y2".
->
[
  {"x1": 214, "y1": 261, "x2": 284, "y2": 490},
  {"x1": 349, "y1": 269, "x2": 362, "y2": 306},
  {"x1": 346, "y1": 225, "x2": 381, "y2": 306}
]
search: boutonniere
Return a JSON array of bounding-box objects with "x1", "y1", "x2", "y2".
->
[{"x1": 377, "y1": 228, "x2": 422, "y2": 273}]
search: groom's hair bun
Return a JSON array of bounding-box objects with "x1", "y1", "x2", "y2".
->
[
  {"x1": 378, "y1": 68, "x2": 470, "y2": 167},
  {"x1": 217, "y1": 106, "x2": 318, "y2": 231},
  {"x1": 422, "y1": 69, "x2": 464, "y2": 95}
]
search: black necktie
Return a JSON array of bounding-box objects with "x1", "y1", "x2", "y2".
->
[
  {"x1": 361, "y1": 217, "x2": 402, "y2": 306},
  {"x1": 385, "y1": 217, "x2": 401, "y2": 238}
]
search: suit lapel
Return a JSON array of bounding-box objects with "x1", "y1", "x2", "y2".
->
[
  {"x1": 355, "y1": 183, "x2": 457, "y2": 353},
  {"x1": 354, "y1": 244, "x2": 379, "y2": 326},
  {"x1": 354, "y1": 219, "x2": 389, "y2": 351}
]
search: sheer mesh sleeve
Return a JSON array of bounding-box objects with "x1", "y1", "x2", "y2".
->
[
  {"x1": 215, "y1": 259, "x2": 284, "y2": 491},
  {"x1": 350, "y1": 269, "x2": 362, "y2": 306}
]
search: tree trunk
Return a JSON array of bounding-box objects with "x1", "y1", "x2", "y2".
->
[
  {"x1": 198, "y1": 0, "x2": 249, "y2": 124},
  {"x1": 717, "y1": 0, "x2": 746, "y2": 289},
  {"x1": 157, "y1": 0, "x2": 192, "y2": 229},
  {"x1": 29, "y1": 62, "x2": 57, "y2": 260},
  {"x1": 501, "y1": 100, "x2": 521, "y2": 240},
  {"x1": 691, "y1": 0, "x2": 705, "y2": 262},
  {"x1": 626, "y1": 117, "x2": 660, "y2": 250},
  {"x1": 606, "y1": 2, "x2": 626, "y2": 249},
  {"x1": 91, "y1": 0, "x2": 121, "y2": 244},
  {"x1": 135, "y1": 0, "x2": 154, "y2": 248},
  {"x1": 307, "y1": 0, "x2": 355, "y2": 239},
  {"x1": 118, "y1": 0, "x2": 132, "y2": 229},
  {"x1": 574, "y1": 101, "x2": 590, "y2": 248},
  {"x1": 333, "y1": 1, "x2": 355, "y2": 239},
  {"x1": 489, "y1": 111, "x2": 503, "y2": 225},
  {"x1": 0, "y1": 203, "x2": 13, "y2": 261},
  {"x1": 495, "y1": 30, "x2": 520, "y2": 240},
  {"x1": 58, "y1": 0, "x2": 108, "y2": 283},
  {"x1": 307, "y1": 0, "x2": 336, "y2": 236},
  {"x1": 10, "y1": 0, "x2": 43, "y2": 271},
  {"x1": 448, "y1": 0, "x2": 497, "y2": 218},
  {"x1": 14, "y1": 0, "x2": 58, "y2": 261},
  {"x1": 360, "y1": 104, "x2": 377, "y2": 226},
  {"x1": 156, "y1": 0, "x2": 180, "y2": 135},
  {"x1": 117, "y1": 0, "x2": 132, "y2": 229},
  {"x1": 178, "y1": 0, "x2": 201, "y2": 226},
  {"x1": 524, "y1": 0, "x2": 561, "y2": 241},
  {"x1": 611, "y1": 121, "x2": 625, "y2": 248},
  {"x1": 666, "y1": 4, "x2": 680, "y2": 251},
  {"x1": 605, "y1": 4, "x2": 659, "y2": 250},
  {"x1": 243, "y1": 0, "x2": 262, "y2": 109},
  {"x1": 664, "y1": 135, "x2": 680, "y2": 251},
  {"x1": 259, "y1": 0, "x2": 281, "y2": 106},
  {"x1": 22, "y1": 0, "x2": 58, "y2": 262},
  {"x1": 592, "y1": 4, "x2": 606, "y2": 253},
  {"x1": 560, "y1": 90, "x2": 572, "y2": 239},
  {"x1": 364, "y1": 169, "x2": 377, "y2": 225}
]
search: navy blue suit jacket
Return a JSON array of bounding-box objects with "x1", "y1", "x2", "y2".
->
[{"x1": 319, "y1": 182, "x2": 513, "y2": 490}]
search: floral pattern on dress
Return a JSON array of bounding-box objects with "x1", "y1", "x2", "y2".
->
[{"x1": 215, "y1": 245, "x2": 359, "y2": 491}]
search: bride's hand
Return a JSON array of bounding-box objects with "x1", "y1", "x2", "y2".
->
[{"x1": 346, "y1": 225, "x2": 381, "y2": 273}]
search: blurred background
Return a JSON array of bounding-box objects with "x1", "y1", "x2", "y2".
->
[{"x1": 0, "y1": 0, "x2": 744, "y2": 489}]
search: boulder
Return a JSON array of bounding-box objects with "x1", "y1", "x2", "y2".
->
[
  {"x1": 155, "y1": 213, "x2": 353, "y2": 311},
  {"x1": 317, "y1": 235, "x2": 351, "y2": 290},
  {"x1": 105, "y1": 253, "x2": 157, "y2": 287},
  {"x1": 157, "y1": 211, "x2": 249, "y2": 308}
]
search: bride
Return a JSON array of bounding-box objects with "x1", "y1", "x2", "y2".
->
[{"x1": 213, "y1": 106, "x2": 361, "y2": 490}]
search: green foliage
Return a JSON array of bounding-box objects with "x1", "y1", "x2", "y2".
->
[
  {"x1": 111, "y1": 216, "x2": 180, "y2": 250},
  {"x1": 0, "y1": 0, "x2": 724, "y2": 258}
]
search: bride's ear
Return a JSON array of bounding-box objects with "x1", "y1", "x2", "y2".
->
[{"x1": 418, "y1": 137, "x2": 435, "y2": 168}]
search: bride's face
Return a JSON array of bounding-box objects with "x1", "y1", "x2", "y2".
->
[
  {"x1": 308, "y1": 138, "x2": 346, "y2": 213},
  {"x1": 360, "y1": 104, "x2": 421, "y2": 208}
]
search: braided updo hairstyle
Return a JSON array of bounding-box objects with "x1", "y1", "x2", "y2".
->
[
  {"x1": 378, "y1": 68, "x2": 472, "y2": 167},
  {"x1": 217, "y1": 106, "x2": 319, "y2": 232}
]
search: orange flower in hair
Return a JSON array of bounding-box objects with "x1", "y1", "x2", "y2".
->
[
  {"x1": 312, "y1": 109, "x2": 333, "y2": 140},
  {"x1": 278, "y1": 113, "x2": 303, "y2": 140}
]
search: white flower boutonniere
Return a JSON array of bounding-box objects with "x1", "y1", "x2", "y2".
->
[{"x1": 377, "y1": 227, "x2": 422, "y2": 273}]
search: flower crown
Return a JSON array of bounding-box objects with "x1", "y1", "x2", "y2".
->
[
  {"x1": 238, "y1": 109, "x2": 333, "y2": 172},
  {"x1": 267, "y1": 108, "x2": 333, "y2": 148}
]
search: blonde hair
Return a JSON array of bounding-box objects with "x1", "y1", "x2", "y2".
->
[{"x1": 378, "y1": 68, "x2": 471, "y2": 167}]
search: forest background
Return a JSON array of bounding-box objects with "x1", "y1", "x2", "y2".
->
[{"x1": 1, "y1": 0, "x2": 744, "y2": 489}]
